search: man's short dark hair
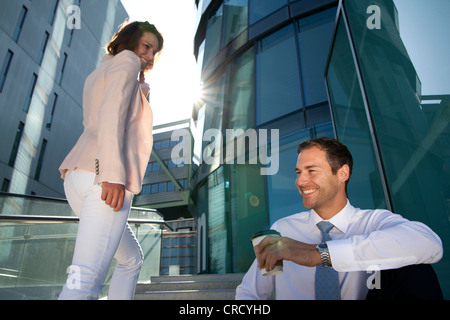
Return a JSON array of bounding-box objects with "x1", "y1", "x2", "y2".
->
[{"x1": 297, "y1": 138, "x2": 353, "y2": 192}]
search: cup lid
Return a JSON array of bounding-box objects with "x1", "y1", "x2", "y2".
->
[{"x1": 251, "y1": 230, "x2": 281, "y2": 240}]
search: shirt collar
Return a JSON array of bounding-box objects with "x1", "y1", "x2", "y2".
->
[{"x1": 308, "y1": 200, "x2": 353, "y2": 235}]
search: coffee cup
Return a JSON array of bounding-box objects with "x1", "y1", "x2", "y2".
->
[{"x1": 251, "y1": 230, "x2": 283, "y2": 276}]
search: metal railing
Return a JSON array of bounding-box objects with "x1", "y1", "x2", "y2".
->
[{"x1": 0, "y1": 214, "x2": 173, "y2": 231}]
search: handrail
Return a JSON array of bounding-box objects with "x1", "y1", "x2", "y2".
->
[
  {"x1": 0, "y1": 215, "x2": 173, "y2": 231},
  {"x1": 0, "y1": 191, "x2": 163, "y2": 214},
  {"x1": 0, "y1": 191, "x2": 68, "y2": 203},
  {"x1": 0, "y1": 192, "x2": 173, "y2": 231}
]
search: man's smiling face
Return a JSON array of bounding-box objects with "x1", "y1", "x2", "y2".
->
[{"x1": 295, "y1": 146, "x2": 348, "y2": 218}]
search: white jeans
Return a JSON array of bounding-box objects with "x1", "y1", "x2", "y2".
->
[{"x1": 58, "y1": 169, "x2": 143, "y2": 300}]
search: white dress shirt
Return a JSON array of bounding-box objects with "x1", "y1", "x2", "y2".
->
[{"x1": 235, "y1": 201, "x2": 443, "y2": 300}]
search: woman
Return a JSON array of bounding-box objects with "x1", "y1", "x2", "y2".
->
[{"x1": 58, "y1": 21, "x2": 163, "y2": 300}]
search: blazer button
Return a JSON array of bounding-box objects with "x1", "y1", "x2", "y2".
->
[{"x1": 95, "y1": 159, "x2": 99, "y2": 175}]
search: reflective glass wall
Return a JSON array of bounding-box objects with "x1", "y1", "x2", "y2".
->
[
  {"x1": 326, "y1": 0, "x2": 450, "y2": 298},
  {"x1": 256, "y1": 25, "x2": 302, "y2": 125},
  {"x1": 193, "y1": 0, "x2": 338, "y2": 273}
]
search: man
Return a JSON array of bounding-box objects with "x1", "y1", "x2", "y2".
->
[{"x1": 235, "y1": 138, "x2": 443, "y2": 300}]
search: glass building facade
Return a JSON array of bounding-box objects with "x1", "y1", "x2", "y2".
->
[
  {"x1": 192, "y1": 0, "x2": 339, "y2": 275},
  {"x1": 326, "y1": 0, "x2": 450, "y2": 297},
  {"x1": 192, "y1": 0, "x2": 449, "y2": 297}
]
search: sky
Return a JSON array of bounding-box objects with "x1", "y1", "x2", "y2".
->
[
  {"x1": 394, "y1": 0, "x2": 450, "y2": 96},
  {"x1": 120, "y1": 0, "x2": 199, "y2": 127}
]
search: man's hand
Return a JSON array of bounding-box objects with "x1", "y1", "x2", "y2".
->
[
  {"x1": 101, "y1": 182, "x2": 125, "y2": 212},
  {"x1": 255, "y1": 236, "x2": 322, "y2": 271}
]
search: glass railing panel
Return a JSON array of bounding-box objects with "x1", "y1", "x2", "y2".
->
[
  {"x1": 0, "y1": 193, "x2": 165, "y2": 300},
  {"x1": 0, "y1": 220, "x2": 79, "y2": 300}
]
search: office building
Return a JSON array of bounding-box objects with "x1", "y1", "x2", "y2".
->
[
  {"x1": 191, "y1": 0, "x2": 449, "y2": 297},
  {"x1": 192, "y1": 0, "x2": 338, "y2": 275},
  {"x1": 132, "y1": 120, "x2": 197, "y2": 275},
  {"x1": 0, "y1": 0, "x2": 128, "y2": 198},
  {"x1": 133, "y1": 120, "x2": 193, "y2": 221}
]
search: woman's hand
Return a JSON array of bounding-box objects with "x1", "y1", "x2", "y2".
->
[{"x1": 101, "y1": 182, "x2": 125, "y2": 212}]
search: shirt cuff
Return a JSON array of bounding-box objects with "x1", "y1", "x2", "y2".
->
[
  {"x1": 328, "y1": 238, "x2": 418, "y2": 272},
  {"x1": 327, "y1": 238, "x2": 356, "y2": 271}
]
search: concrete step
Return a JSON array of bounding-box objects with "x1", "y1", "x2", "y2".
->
[
  {"x1": 136, "y1": 279, "x2": 240, "y2": 292},
  {"x1": 134, "y1": 273, "x2": 244, "y2": 300},
  {"x1": 148, "y1": 273, "x2": 245, "y2": 283},
  {"x1": 134, "y1": 289, "x2": 237, "y2": 300}
]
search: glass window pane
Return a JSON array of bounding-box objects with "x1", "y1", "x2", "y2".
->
[
  {"x1": 34, "y1": 139, "x2": 47, "y2": 181},
  {"x1": 169, "y1": 139, "x2": 178, "y2": 148},
  {"x1": 249, "y1": 0, "x2": 287, "y2": 25},
  {"x1": 267, "y1": 130, "x2": 310, "y2": 225},
  {"x1": 9, "y1": 122, "x2": 25, "y2": 167},
  {"x1": 161, "y1": 140, "x2": 169, "y2": 149},
  {"x1": 256, "y1": 25, "x2": 302, "y2": 125},
  {"x1": 203, "y1": 75, "x2": 225, "y2": 132},
  {"x1": 229, "y1": 164, "x2": 268, "y2": 272},
  {"x1": 202, "y1": 74, "x2": 226, "y2": 162},
  {"x1": 13, "y1": 6, "x2": 28, "y2": 42},
  {"x1": 228, "y1": 48, "x2": 255, "y2": 130},
  {"x1": 203, "y1": 5, "x2": 223, "y2": 70},
  {"x1": 207, "y1": 167, "x2": 229, "y2": 273},
  {"x1": 24, "y1": 73, "x2": 38, "y2": 113},
  {"x1": 222, "y1": 0, "x2": 248, "y2": 47},
  {"x1": 326, "y1": 18, "x2": 386, "y2": 210},
  {"x1": 298, "y1": 7, "x2": 336, "y2": 106},
  {"x1": 0, "y1": 50, "x2": 14, "y2": 93}
]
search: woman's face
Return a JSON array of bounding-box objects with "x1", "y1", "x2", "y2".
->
[{"x1": 134, "y1": 32, "x2": 160, "y2": 71}]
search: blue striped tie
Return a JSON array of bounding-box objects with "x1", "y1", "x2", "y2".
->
[{"x1": 315, "y1": 221, "x2": 341, "y2": 300}]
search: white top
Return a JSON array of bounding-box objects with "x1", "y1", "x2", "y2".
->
[{"x1": 235, "y1": 201, "x2": 443, "y2": 300}]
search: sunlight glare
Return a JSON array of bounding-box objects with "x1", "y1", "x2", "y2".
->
[{"x1": 120, "y1": 0, "x2": 198, "y2": 125}]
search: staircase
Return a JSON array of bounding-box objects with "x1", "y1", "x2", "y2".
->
[{"x1": 134, "y1": 273, "x2": 245, "y2": 300}]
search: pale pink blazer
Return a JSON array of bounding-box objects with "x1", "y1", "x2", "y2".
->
[{"x1": 59, "y1": 50, "x2": 153, "y2": 194}]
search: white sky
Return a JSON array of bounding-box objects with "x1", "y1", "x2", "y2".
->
[{"x1": 120, "y1": 0, "x2": 199, "y2": 126}]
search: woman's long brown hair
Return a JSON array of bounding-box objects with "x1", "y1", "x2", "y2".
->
[{"x1": 106, "y1": 21, "x2": 164, "y2": 59}]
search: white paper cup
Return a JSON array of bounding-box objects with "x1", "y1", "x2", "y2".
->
[{"x1": 251, "y1": 230, "x2": 283, "y2": 276}]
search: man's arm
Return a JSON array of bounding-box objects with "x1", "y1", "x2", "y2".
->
[
  {"x1": 255, "y1": 211, "x2": 443, "y2": 273},
  {"x1": 328, "y1": 212, "x2": 443, "y2": 272}
]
